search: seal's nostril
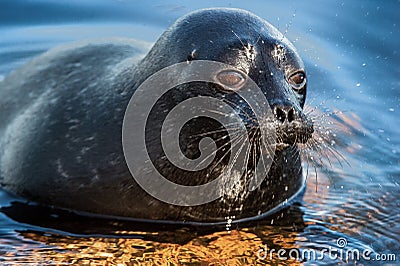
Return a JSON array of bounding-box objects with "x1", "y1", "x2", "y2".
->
[
  {"x1": 287, "y1": 107, "x2": 295, "y2": 122},
  {"x1": 274, "y1": 106, "x2": 298, "y2": 123},
  {"x1": 274, "y1": 106, "x2": 286, "y2": 123}
]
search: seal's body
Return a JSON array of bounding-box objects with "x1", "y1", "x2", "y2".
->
[{"x1": 0, "y1": 8, "x2": 313, "y2": 222}]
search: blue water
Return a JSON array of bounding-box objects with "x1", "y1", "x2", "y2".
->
[{"x1": 0, "y1": 0, "x2": 399, "y2": 264}]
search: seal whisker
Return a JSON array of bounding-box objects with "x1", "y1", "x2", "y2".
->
[
  {"x1": 302, "y1": 147, "x2": 319, "y2": 192},
  {"x1": 230, "y1": 133, "x2": 249, "y2": 172},
  {"x1": 304, "y1": 151, "x2": 310, "y2": 181},
  {"x1": 309, "y1": 123, "x2": 350, "y2": 167},
  {"x1": 206, "y1": 136, "x2": 244, "y2": 175},
  {"x1": 302, "y1": 103, "x2": 352, "y2": 170},
  {"x1": 305, "y1": 137, "x2": 334, "y2": 168},
  {"x1": 221, "y1": 98, "x2": 259, "y2": 124},
  {"x1": 295, "y1": 149, "x2": 303, "y2": 176},
  {"x1": 190, "y1": 128, "x2": 234, "y2": 138},
  {"x1": 294, "y1": 146, "x2": 302, "y2": 166},
  {"x1": 245, "y1": 129, "x2": 257, "y2": 181},
  {"x1": 308, "y1": 109, "x2": 344, "y2": 122},
  {"x1": 205, "y1": 109, "x2": 234, "y2": 117},
  {"x1": 322, "y1": 142, "x2": 349, "y2": 167},
  {"x1": 306, "y1": 140, "x2": 333, "y2": 169},
  {"x1": 314, "y1": 163, "x2": 318, "y2": 193},
  {"x1": 231, "y1": 30, "x2": 246, "y2": 49},
  {"x1": 256, "y1": 130, "x2": 275, "y2": 175},
  {"x1": 254, "y1": 27, "x2": 265, "y2": 47},
  {"x1": 193, "y1": 131, "x2": 246, "y2": 170},
  {"x1": 199, "y1": 130, "x2": 241, "y2": 149},
  {"x1": 254, "y1": 126, "x2": 279, "y2": 166},
  {"x1": 250, "y1": 131, "x2": 261, "y2": 187},
  {"x1": 303, "y1": 99, "x2": 329, "y2": 116},
  {"x1": 298, "y1": 117, "x2": 349, "y2": 192},
  {"x1": 189, "y1": 121, "x2": 245, "y2": 138}
]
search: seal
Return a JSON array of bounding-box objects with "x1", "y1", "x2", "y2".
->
[{"x1": 0, "y1": 8, "x2": 313, "y2": 223}]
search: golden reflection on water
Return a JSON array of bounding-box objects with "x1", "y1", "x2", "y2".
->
[
  {"x1": 1, "y1": 170, "x2": 345, "y2": 265},
  {"x1": 2, "y1": 228, "x2": 304, "y2": 265}
]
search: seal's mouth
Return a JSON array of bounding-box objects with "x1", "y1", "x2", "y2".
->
[
  {"x1": 270, "y1": 104, "x2": 314, "y2": 150},
  {"x1": 240, "y1": 108, "x2": 314, "y2": 153},
  {"x1": 274, "y1": 121, "x2": 314, "y2": 150}
]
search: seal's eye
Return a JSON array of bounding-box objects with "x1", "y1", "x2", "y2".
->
[
  {"x1": 288, "y1": 70, "x2": 306, "y2": 92},
  {"x1": 216, "y1": 70, "x2": 246, "y2": 91}
]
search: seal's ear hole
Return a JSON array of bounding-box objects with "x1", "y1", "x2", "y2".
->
[
  {"x1": 287, "y1": 70, "x2": 306, "y2": 92},
  {"x1": 216, "y1": 69, "x2": 246, "y2": 91}
]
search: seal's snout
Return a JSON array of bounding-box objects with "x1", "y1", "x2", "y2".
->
[{"x1": 273, "y1": 105, "x2": 314, "y2": 145}]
